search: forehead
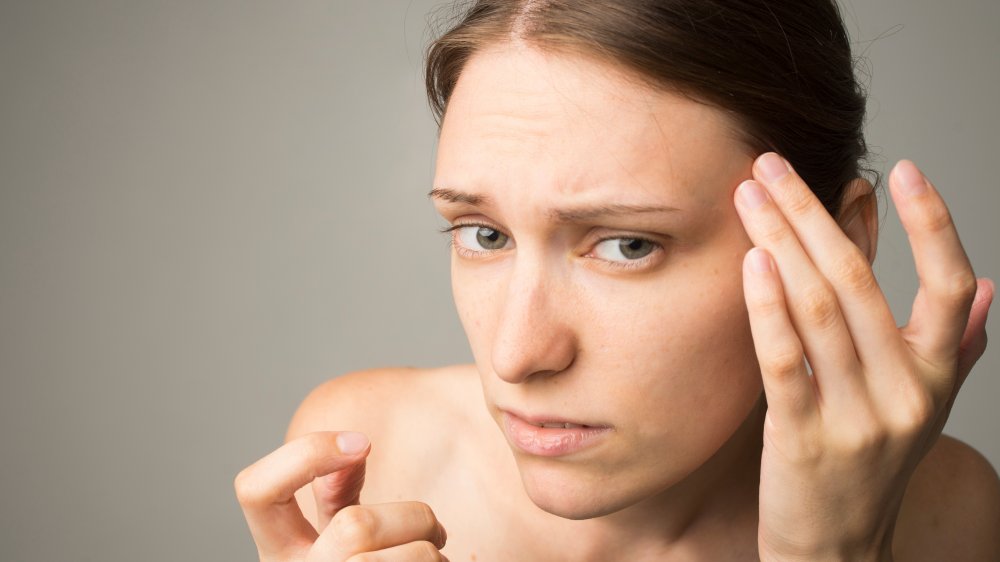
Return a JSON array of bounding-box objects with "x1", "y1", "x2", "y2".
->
[{"x1": 434, "y1": 42, "x2": 748, "y2": 208}]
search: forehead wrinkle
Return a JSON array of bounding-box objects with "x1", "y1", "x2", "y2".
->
[
  {"x1": 548, "y1": 203, "x2": 681, "y2": 223},
  {"x1": 534, "y1": 65, "x2": 684, "y2": 204},
  {"x1": 436, "y1": 45, "x2": 751, "y2": 223},
  {"x1": 429, "y1": 185, "x2": 680, "y2": 226},
  {"x1": 472, "y1": 44, "x2": 662, "y2": 164}
]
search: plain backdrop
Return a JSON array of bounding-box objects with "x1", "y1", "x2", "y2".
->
[{"x1": 1, "y1": 1, "x2": 997, "y2": 560}]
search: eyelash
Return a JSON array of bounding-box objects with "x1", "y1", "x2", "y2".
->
[
  {"x1": 437, "y1": 221, "x2": 663, "y2": 271},
  {"x1": 438, "y1": 222, "x2": 504, "y2": 259},
  {"x1": 593, "y1": 237, "x2": 661, "y2": 271}
]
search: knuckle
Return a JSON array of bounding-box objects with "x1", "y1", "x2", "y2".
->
[
  {"x1": 297, "y1": 432, "x2": 328, "y2": 462},
  {"x1": 914, "y1": 198, "x2": 954, "y2": 234},
  {"x1": 783, "y1": 188, "x2": 816, "y2": 217},
  {"x1": 753, "y1": 209, "x2": 791, "y2": 243},
  {"x1": 330, "y1": 505, "x2": 377, "y2": 550},
  {"x1": 835, "y1": 422, "x2": 887, "y2": 454},
  {"x1": 747, "y1": 285, "x2": 784, "y2": 316},
  {"x1": 940, "y1": 270, "x2": 979, "y2": 306},
  {"x1": 800, "y1": 285, "x2": 841, "y2": 330},
  {"x1": 757, "y1": 220, "x2": 787, "y2": 246},
  {"x1": 830, "y1": 250, "x2": 877, "y2": 295},
  {"x1": 233, "y1": 467, "x2": 266, "y2": 507},
  {"x1": 762, "y1": 346, "x2": 805, "y2": 381},
  {"x1": 412, "y1": 540, "x2": 443, "y2": 560},
  {"x1": 892, "y1": 385, "x2": 936, "y2": 433},
  {"x1": 413, "y1": 501, "x2": 439, "y2": 531}
]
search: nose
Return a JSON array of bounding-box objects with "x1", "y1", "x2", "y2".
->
[{"x1": 490, "y1": 259, "x2": 577, "y2": 384}]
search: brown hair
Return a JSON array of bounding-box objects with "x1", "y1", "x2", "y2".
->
[{"x1": 424, "y1": 0, "x2": 880, "y2": 220}]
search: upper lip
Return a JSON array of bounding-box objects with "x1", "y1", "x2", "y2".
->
[{"x1": 501, "y1": 407, "x2": 609, "y2": 428}]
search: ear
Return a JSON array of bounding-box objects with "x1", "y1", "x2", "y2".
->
[{"x1": 835, "y1": 177, "x2": 879, "y2": 264}]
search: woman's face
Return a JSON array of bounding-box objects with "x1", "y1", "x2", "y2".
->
[{"x1": 431, "y1": 42, "x2": 764, "y2": 519}]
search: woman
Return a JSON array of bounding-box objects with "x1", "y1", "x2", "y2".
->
[{"x1": 235, "y1": 1, "x2": 999, "y2": 560}]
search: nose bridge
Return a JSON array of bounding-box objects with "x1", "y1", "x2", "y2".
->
[
  {"x1": 503, "y1": 259, "x2": 548, "y2": 334},
  {"x1": 491, "y1": 252, "x2": 576, "y2": 383}
]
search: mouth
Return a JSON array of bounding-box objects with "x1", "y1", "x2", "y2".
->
[
  {"x1": 532, "y1": 421, "x2": 591, "y2": 429},
  {"x1": 500, "y1": 407, "x2": 611, "y2": 429},
  {"x1": 499, "y1": 409, "x2": 614, "y2": 457}
]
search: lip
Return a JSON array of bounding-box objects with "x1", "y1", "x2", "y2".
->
[{"x1": 501, "y1": 409, "x2": 613, "y2": 457}]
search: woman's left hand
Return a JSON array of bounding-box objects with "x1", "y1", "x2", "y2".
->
[{"x1": 734, "y1": 153, "x2": 994, "y2": 562}]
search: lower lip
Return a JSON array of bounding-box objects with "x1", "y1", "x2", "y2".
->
[{"x1": 501, "y1": 411, "x2": 613, "y2": 457}]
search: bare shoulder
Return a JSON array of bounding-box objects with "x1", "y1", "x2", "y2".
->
[
  {"x1": 286, "y1": 363, "x2": 477, "y2": 447},
  {"x1": 285, "y1": 365, "x2": 482, "y2": 512},
  {"x1": 285, "y1": 366, "x2": 437, "y2": 441},
  {"x1": 893, "y1": 434, "x2": 1000, "y2": 561}
]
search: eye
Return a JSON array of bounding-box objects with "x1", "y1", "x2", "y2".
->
[
  {"x1": 453, "y1": 225, "x2": 511, "y2": 252},
  {"x1": 592, "y1": 237, "x2": 657, "y2": 262}
]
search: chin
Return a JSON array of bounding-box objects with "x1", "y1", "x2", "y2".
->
[{"x1": 514, "y1": 456, "x2": 652, "y2": 520}]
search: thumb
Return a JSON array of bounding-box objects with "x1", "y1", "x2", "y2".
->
[{"x1": 313, "y1": 431, "x2": 371, "y2": 533}]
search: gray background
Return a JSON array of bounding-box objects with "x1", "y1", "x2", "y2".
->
[{"x1": 0, "y1": 1, "x2": 996, "y2": 560}]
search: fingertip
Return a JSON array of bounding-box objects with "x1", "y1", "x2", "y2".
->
[
  {"x1": 975, "y1": 278, "x2": 995, "y2": 320},
  {"x1": 892, "y1": 158, "x2": 917, "y2": 178},
  {"x1": 437, "y1": 522, "x2": 448, "y2": 548},
  {"x1": 892, "y1": 159, "x2": 928, "y2": 197},
  {"x1": 746, "y1": 247, "x2": 774, "y2": 274},
  {"x1": 336, "y1": 431, "x2": 370, "y2": 455},
  {"x1": 754, "y1": 152, "x2": 792, "y2": 183},
  {"x1": 981, "y1": 278, "x2": 995, "y2": 301}
]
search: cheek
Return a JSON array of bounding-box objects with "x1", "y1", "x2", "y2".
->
[
  {"x1": 580, "y1": 248, "x2": 761, "y2": 437},
  {"x1": 450, "y1": 259, "x2": 499, "y2": 363}
]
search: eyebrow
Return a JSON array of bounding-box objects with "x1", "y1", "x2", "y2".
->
[
  {"x1": 428, "y1": 187, "x2": 488, "y2": 206},
  {"x1": 548, "y1": 202, "x2": 682, "y2": 222},
  {"x1": 428, "y1": 187, "x2": 682, "y2": 222}
]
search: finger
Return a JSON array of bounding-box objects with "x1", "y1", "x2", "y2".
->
[
  {"x1": 750, "y1": 153, "x2": 904, "y2": 374},
  {"x1": 313, "y1": 435, "x2": 369, "y2": 532},
  {"x1": 955, "y1": 277, "x2": 994, "y2": 390},
  {"x1": 931, "y1": 278, "x2": 995, "y2": 438},
  {"x1": 893, "y1": 160, "x2": 978, "y2": 373},
  {"x1": 234, "y1": 431, "x2": 371, "y2": 559},
  {"x1": 742, "y1": 247, "x2": 818, "y2": 426},
  {"x1": 343, "y1": 541, "x2": 448, "y2": 562},
  {"x1": 735, "y1": 178, "x2": 865, "y2": 413},
  {"x1": 310, "y1": 501, "x2": 447, "y2": 561}
]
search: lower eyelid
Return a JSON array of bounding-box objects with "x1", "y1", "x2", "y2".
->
[
  {"x1": 586, "y1": 239, "x2": 664, "y2": 270},
  {"x1": 450, "y1": 225, "x2": 513, "y2": 255}
]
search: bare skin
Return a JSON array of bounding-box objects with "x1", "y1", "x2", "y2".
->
[
  {"x1": 284, "y1": 365, "x2": 1000, "y2": 562},
  {"x1": 236, "y1": 41, "x2": 1000, "y2": 561}
]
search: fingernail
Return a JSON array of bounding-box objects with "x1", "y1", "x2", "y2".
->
[
  {"x1": 756, "y1": 152, "x2": 790, "y2": 183},
  {"x1": 336, "y1": 431, "x2": 369, "y2": 454},
  {"x1": 895, "y1": 160, "x2": 927, "y2": 196},
  {"x1": 738, "y1": 180, "x2": 768, "y2": 209},
  {"x1": 748, "y1": 247, "x2": 773, "y2": 273}
]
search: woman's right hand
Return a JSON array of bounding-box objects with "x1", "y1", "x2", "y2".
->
[{"x1": 234, "y1": 431, "x2": 449, "y2": 561}]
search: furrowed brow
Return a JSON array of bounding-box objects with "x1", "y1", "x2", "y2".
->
[
  {"x1": 428, "y1": 187, "x2": 493, "y2": 207},
  {"x1": 428, "y1": 188, "x2": 681, "y2": 221},
  {"x1": 550, "y1": 203, "x2": 681, "y2": 222}
]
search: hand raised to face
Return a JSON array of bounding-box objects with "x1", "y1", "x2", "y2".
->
[{"x1": 734, "y1": 153, "x2": 993, "y2": 561}]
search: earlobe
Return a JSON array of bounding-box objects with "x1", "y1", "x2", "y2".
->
[{"x1": 837, "y1": 177, "x2": 879, "y2": 264}]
